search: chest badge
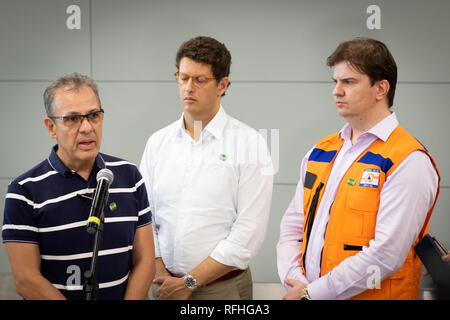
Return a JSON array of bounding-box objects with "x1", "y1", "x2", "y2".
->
[
  {"x1": 359, "y1": 169, "x2": 380, "y2": 188},
  {"x1": 109, "y1": 202, "x2": 117, "y2": 211}
]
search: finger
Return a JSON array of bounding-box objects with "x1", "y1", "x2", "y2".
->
[
  {"x1": 153, "y1": 277, "x2": 165, "y2": 285},
  {"x1": 284, "y1": 278, "x2": 295, "y2": 286},
  {"x1": 442, "y1": 254, "x2": 450, "y2": 263},
  {"x1": 155, "y1": 285, "x2": 167, "y2": 298}
]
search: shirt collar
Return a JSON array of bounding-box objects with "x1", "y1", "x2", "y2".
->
[
  {"x1": 175, "y1": 105, "x2": 227, "y2": 141},
  {"x1": 338, "y1": 112, "x2": 399, "y2": 142},
  {"x1": 203, "y1": 105, "x2": 227, "y2": 141},
  {"x1": 47, "y1": 144, "x2": 106, "y2": 176}
]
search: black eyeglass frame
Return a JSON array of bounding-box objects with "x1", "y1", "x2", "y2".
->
[{"x1": 49, "y1": 109, "x2": 105, "y2": 126}]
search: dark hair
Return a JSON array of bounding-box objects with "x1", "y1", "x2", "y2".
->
[
  {"x1": 327, "y1": 38, "x2": 397, "y2": 107},
  {"x1": 44, "y1": 72, "x2": 101, "y2": 116},
  {"x1": 176, "y1": 36, "x2": 231, "y2": 96}
]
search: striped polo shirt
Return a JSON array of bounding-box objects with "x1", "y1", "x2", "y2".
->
[{"x1": 2, "y1": 146, "x2": 152, "y2": 300}]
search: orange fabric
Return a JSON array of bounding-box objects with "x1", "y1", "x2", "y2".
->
[{"x1": 300, "y1": 126, "x2": 440, "y2": 300}]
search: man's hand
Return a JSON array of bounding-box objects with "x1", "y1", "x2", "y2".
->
[
  {"x1": 282, "y1": 278, "x2": 308, "y2": 300},
  {"x1": 154, "y1": 276, "x2": 192, "y2": 300}
]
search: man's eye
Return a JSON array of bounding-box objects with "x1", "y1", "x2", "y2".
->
[
  {"x1": 195, "y1": 77, "x2": 206, "y2": 83},
  {"x1": 179, "y1": 75, "x2": 189, "y2": 81},
  {"x1": 67, "y1": 116, "x2": 80, "y2": 122},
  {"x1": 89, "y1": 112, "x2": 100, "y2": 119}
]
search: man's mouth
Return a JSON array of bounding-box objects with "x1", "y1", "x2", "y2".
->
[
  {"x1": 184, "y1": 97, "x2": 197, "y2": 103},
  {"x1": 78, "y1": 140, "x2": 95, "y2": 149}
]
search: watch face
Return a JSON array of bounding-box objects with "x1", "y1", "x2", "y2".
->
[{"x1": 184, "y1": 275, "x2": 197, "y2": 289}]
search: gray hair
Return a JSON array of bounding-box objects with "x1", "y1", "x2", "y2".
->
[{"x1": 43, "y1": 72, "x2": 101, "y2": 116}]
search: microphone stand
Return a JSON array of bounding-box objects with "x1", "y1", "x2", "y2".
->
[{"x1": 83, "y1": 204, "x2": 106, "y2": 300}]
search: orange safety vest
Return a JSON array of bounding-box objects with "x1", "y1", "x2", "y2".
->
[{"x1": 300, "y1": 125, "x2": 440, "y2": 300}]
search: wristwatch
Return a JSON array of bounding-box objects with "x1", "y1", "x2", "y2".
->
[
  {"x1": 183, "y1": 273, "x2": 198, "y2": 291},
  {"x1": 300, "y1": 287, "x2": 311, "y2": 300}
]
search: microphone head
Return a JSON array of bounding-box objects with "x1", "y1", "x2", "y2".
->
[{"x1": 96, "y1": 168, "x2": 114, "y2": 184}]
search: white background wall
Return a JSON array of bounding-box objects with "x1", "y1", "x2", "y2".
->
[{"x1": 0, "y1": 0, "x2": 449, "y2": 287}]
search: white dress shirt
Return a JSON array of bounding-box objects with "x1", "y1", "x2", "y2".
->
[
  {"x1": 277, "y1": 112, "x2": 439, "y2": 299},
  {"x1": 140, "y1": 106, "x2": 273, "y2": 276}
]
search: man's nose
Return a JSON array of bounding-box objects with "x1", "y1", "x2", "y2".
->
[
  {"x1": 333, "y1": 82, "x2": 344, "y2": 97},
  {"x1": 184, "y1": 77, "x2": 196, "y2": 92},
  {"x1": 79, "y1": 117, "x2": 94, "y2": 132}
]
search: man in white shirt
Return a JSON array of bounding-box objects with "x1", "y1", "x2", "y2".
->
[{"x1": 140, "y1": 36, "x2": 273, "y2": 300}]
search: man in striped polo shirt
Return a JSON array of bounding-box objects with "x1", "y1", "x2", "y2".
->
[{"x1": 2, "y1": 73, "x2": 155, "y2": 299}]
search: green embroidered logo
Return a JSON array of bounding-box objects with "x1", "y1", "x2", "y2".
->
[
  {"x1": 347, "y1": 178, "x2": 355, "y2": 186},
  {"x1": 109, "y1": 202, "x2": 117, "y2": 211},
  {"x1": 219, "y1": 154, "x2": 227, "y2": 161}
]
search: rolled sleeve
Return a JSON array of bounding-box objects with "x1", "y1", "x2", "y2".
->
[{"x1": 210, "y1": 240, "x2": 252, "y2": 270}]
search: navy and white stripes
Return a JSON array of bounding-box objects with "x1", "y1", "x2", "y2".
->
[{"x1": 2, "y1": 146, "x2": 152, "y2": 299}]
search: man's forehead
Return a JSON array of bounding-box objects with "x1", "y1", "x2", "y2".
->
[
  {"x1": 179, "y1": 57, "x2": 213, "y2": 74},
  {"x1": 333, "y1": 61, "x2": 366, "y2": 78},
  {"x1": 53, "y1": 85, "x2": 99, "y2": 112}
]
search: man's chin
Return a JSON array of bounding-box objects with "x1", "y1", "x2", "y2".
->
[{"x1": 76, "y1": 148, "x2": 99, "y2": 160}]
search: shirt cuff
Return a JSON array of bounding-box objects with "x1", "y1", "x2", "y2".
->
[
  {"x1": 283, "y1": 268, "x2": 309, "y2": 291},
  {"x1": 210, "y1": 240, "x2": 252, "y2": 270},
  {"x1": 307, "y1": 275, "x2": 338, "y2": 300}
]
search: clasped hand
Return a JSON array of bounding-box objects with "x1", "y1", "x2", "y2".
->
[{"x1": 154, "y1": 275, "x2": 193, "y2": 300}]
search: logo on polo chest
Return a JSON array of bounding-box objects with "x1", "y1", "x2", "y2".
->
[{"x1": 359, "y1": 168, "x2": 380, "y2": 188}]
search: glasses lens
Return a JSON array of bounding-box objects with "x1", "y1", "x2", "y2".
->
[
  {"x1": 87, "y1": 110, "x2": 104, "y2": 123},
  {"x1": 63, "y1": 115, "x2": 82, "y2": 127},
  {"x1": 178, "y1": 73, "x2": 189, "y2": 84},
  {"x1": 194, "y1": 76, "x2": 207, "y2": 85}
]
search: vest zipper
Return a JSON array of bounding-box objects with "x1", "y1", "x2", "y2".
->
[
  {"x1": 302, "y1": 182, "x2": 325, "y2": 269},
  {"x1": 319, "y1": 203, "x2": 333, "y2": 274}
]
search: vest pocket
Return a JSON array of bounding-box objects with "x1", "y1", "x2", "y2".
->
[
  {"x1": 347, "y1": 188, "x2": 379, "y2": 237},
  {"x1": 343, "y1": 244, "x2": 363, "y2": 251},
  {"x1": 347, "y1": 187, "x2": 380, "y2": 212}
]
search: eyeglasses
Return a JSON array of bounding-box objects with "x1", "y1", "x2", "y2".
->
[
  {"x1": 174, "y1": 72, "x2": 216, "y2": 87},
  {"x1": 49, "y1": 109, "x2": 104, "y2": 128}
]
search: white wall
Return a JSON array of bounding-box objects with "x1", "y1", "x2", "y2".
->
[{"x1": 1, "y1": 0, "x2": 449, "y2": 286}]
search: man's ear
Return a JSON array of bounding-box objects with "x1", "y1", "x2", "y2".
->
[
  {"x1": 217, "y1": 76, "x2": 229, "y2": 97},
  {"x1": 375, "y1": 79, "x2": 390, "y2": 103},
  {"x1": 44, "y1": 117, "x2": 57, "y2": 139}
]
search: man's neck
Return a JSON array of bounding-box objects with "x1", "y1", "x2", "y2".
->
[
  {"x1": 184, "y1": 105, "x2": 220, "y2": 142},
  {"x1": 56, "y1": 150, "x2": 95, "y2": 181},
  {"x1": 348, "y1": 106, "x2": 391, "y2": 144},
  {"x1": 76, "y1": 165, "x2": 95, "y2": 181}
]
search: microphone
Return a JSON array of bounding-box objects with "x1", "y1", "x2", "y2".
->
[{"x1": 86, "y1": 169, "x2": 114, "y2": 234}]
